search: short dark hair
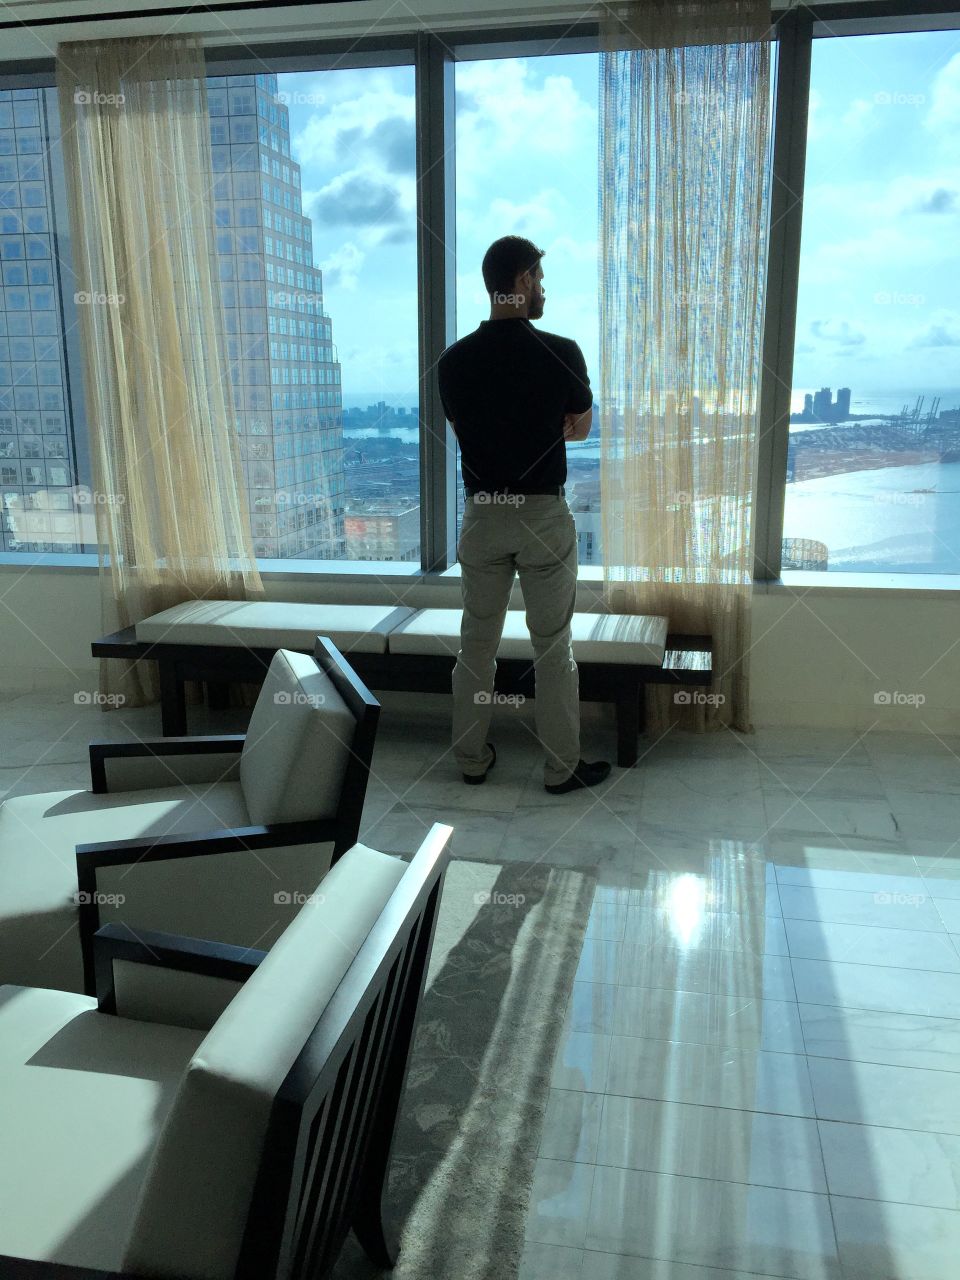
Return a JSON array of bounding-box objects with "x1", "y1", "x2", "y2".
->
[{"x1": 481, "y1": 236, "x2": 545, "y2": 296}]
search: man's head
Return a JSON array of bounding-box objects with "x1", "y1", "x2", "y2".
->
[{"x1": 482, "y1": 236, "x2": 546, "y2": 320}]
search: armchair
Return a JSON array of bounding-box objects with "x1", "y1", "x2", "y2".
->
[
  {"x1": 0, "y1": 637, "x2": 379, "y2": 996},
  {"x1": 0, "y1": 825, "x2": 451, "y2": 1280}
]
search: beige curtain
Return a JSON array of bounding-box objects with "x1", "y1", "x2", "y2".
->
[
  {"x1": 599, "y1": 0, "x2": 773, "y2": 732},
  {"x1": 57, "y1": 36, "x2": 264, "y2": 708}
]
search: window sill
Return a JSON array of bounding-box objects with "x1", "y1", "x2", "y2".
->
[
  {"x1": 761, "y1": 571, "x2": 960, "y2": 599},
  {"x1": 0, "y1": 555, "x2": 955, "y2": 600}
]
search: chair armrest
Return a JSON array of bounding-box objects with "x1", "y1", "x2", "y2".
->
[
  {"x1": 94, "y1": 922, "x2": 265, "y2": 1016},
  {"x1": 73, "y1": 819, "x2": 333, "y2": 995},
  {"x1": 89, "y1": 735, "x2": 245, "y2": 793}
]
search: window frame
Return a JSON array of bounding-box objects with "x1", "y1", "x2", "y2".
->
[{"x1": 0, "y1": 3, "x2": 957, "y2": 583}]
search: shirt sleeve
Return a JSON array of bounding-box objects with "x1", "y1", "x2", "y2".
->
[
  {"x1": 437, "y1": 356, "x2": 455, "y2": 424},
  {"x1": 564, "y1": 340, "x2": 593, "y2": 414}
]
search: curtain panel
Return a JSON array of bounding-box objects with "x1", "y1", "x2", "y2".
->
[
  {"x1": 599, "y1": 0, "x2": 773, "y2": 732},
  {"x1": 57, "y1": 36, "x2": 264, "y2": 708}
]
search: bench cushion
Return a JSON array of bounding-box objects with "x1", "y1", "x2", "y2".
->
[
  {"x1": 387, "y1": 608, "x2": 669, "y2": 666},
  {"x1": 0, "y1": 985, "x2": 203, "y2": 1272},
  {"x1": 123, "y1": 841, "x2": 407, "y2": 1280},
  {"x1": 239, "y1": 648, "x2": 355, "y2": 826},
  {"x1": 134, "y1": 599, "x2": 414, "y2": 655}
]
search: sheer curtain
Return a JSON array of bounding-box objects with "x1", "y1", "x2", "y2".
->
[
  {"x1": 598, "y1": 0, "x2": 773, "y2": 732},
  {"x1": 57, "y1": 36, "x2": 264, "y2": 707}
]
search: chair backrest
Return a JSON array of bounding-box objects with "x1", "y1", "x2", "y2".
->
[
  {"x1": 121, "y1": 838, "x2": 418, "y2": 1280},
  {"x1": 238, "y1": 643, "x2": 360, "y2": 826}
]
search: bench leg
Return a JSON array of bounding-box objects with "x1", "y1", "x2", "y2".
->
[
  {"x1": 159, "y1": 661, "x2": 187, "y2": 736},
  {"x1": 615, "y1": 684, "x2": 643, "y2": 768}
]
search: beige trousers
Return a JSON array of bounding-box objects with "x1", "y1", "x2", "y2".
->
[{"x1": 453, "y1": 493, "x2": 580, "y2": 786}]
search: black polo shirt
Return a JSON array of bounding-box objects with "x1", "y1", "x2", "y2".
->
[{"x1": 437, "y1": 318, "x2": 593, "y2": 492}]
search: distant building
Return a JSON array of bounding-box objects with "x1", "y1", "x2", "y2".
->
[{"x1": 344, "y1": 502, "x2": 420, "y2": 562}]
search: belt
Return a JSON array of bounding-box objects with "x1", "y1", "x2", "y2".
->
[{"x1": 465, "y1": 485, "x2": 565, "y2": 498}]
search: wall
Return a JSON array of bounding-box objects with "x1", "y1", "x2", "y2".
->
[{"x1": 2, "y1": 561, "x2": 958, "y2": 733}]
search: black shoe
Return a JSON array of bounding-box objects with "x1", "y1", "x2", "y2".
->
[
  {"x1": 545, "y1": 759, "x2": 612, "y2": 795},
  {"x1": 463, "y1": 743, "x2": 496, "y2": 786}
]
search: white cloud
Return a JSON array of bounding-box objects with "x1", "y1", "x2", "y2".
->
[
  {"x1": 809, "y1": 317, "x2": 867, "y2": 348},
  {"x1": 319, "y1": 241, "x2": 365, "y2": 292},
  {"x1": 455, "y1": 59, "x2": 597, "y2": 199},
  {"x1": 925, "y1": 51, "x2": 960, "y2": 139}
]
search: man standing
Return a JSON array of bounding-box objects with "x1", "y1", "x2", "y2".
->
[{"x1": 437, "y1": 235, "x2": 611, "y2": 795}]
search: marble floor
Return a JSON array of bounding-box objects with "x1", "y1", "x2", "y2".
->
[{"x1": 3, "y1": 690, "x2": 960, "y2": 1279}]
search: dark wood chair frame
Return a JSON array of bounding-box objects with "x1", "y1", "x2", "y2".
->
[
  {"x1": 71, "y1": 636, "x2": 379, "y2": 995},
  {"x1": 0, "y1": 823, "x2": 451, "y2": 1280},
  {"x1": 91, "y1": 626, "x2": 713, "y2": 768}
]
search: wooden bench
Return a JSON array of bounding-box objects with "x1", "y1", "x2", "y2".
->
[{"x1": 92, "y1": 600, "x2": 713, "y2": 768}]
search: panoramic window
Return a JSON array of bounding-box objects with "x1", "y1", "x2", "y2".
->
[
  {"x1": 0, "y1": 66, "x2": 418, "y2": 564},
  {"x1": 454, "y1": 54, "x2": 600, "y2": 563},
  {"x1": 782, "y1": 30, "x2": 960, "y2": 574}
]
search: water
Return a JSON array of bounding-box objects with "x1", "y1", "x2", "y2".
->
[{"x1": 784, "y1": 460, "x2": 960, "y2": 573}]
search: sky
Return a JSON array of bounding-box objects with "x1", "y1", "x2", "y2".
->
[{"x1": 280, "y1": 28, "x2": 960, "y2": 411}]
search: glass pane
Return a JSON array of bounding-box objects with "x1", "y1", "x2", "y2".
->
[
  {"x1": 454, "y1": 54, "x2": 600, "y2": 563},
  {"x1": 0, "y1": 67, "x2": 418, "y2": 564},
  {"x1": 784, "y1": 30, "x2": 960, "y2": 574}
]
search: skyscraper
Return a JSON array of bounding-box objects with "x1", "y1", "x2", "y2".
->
[
  {"x1": 209, "y1": 72, "x2": 345, "y2": 560},
  {"x1": 0, "y1": 75, "x2": 346, "y2": 560}
]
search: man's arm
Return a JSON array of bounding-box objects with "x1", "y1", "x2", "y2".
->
[
  {"x1": 563, "y1": 407, "x2": 593, "y2": 441},
  {"x1": 562, "y1": 340, "x2": 593, "y2": 441}
]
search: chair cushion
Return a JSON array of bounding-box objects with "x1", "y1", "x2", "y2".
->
[
  {"x1": 239, "y1": 648, "x2": 355, "y2": 826},
  {"x1": 0, "y1": 984, "x2": 203, "y2": 1272},
  {"x1": 387, "y1": 607, "x2": 669, "y2": 665},
  {"x1": 134, "y1": 599, "x2": 413, "y2": 655},
  {"x1": 0, "y1": 784, "x2": 337, "y2": 994},
  {"x1": 123, "y1": 842, "x2": 407, "y2": 1280},
  {"x1": 0, "y1": 782, "x2": 250, "y2": 994}
]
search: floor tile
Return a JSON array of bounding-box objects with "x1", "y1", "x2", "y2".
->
[
  {"x1": 597, "y1": 1095, "x2": 827, "y2": 1192},
  {"x1": 800, "y1": 1002, "x2": 960, "y2": 1073},
  {"x1": 604, "y1": 1037, "x2": 816, "y2": 1117},
  {"x1": 819, "y1": 1118, "x2": 960, "y2": 1209},
  {"x1": 579, "y1": 1253, "x2": 784, "y2": 1279},
  {"x1": 808, "y1": 1055, "x2": 960, "y2": 1135},
  {"x1": 617, "y1": 942, "x2": 796, "y2": 1001},
  {"x1": 540, "y1": 1089, "x2": 603, "y2": 1164},
  {"x1": 586, "y1": 1164, "x2": 840, "y2": 1277},
  {"x1": 611, "y1": 986, "x2": 804, "y2": 1053},
  {"x1": 524, "y1": 1158, "x2": 595, "y2": 1249},
  {"x1": 778, "y1": 883, "x2": 944, "y2": 931},
  {"x1": 832, "y1": 1194, "x2": 960, "y2": 1279},
  {"x1": 792, "y1": 955, "x2": 960, "y2": 1019},
  {"x1": 550, "y1": 1031, "x2": 611, "y2": 1094},
  {"x1": 518, "y1": 1242, "x2": 583, "y2": 1280},
  {"x1": 785, "y1": 917, "x2": 960, "y2": 971}
]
